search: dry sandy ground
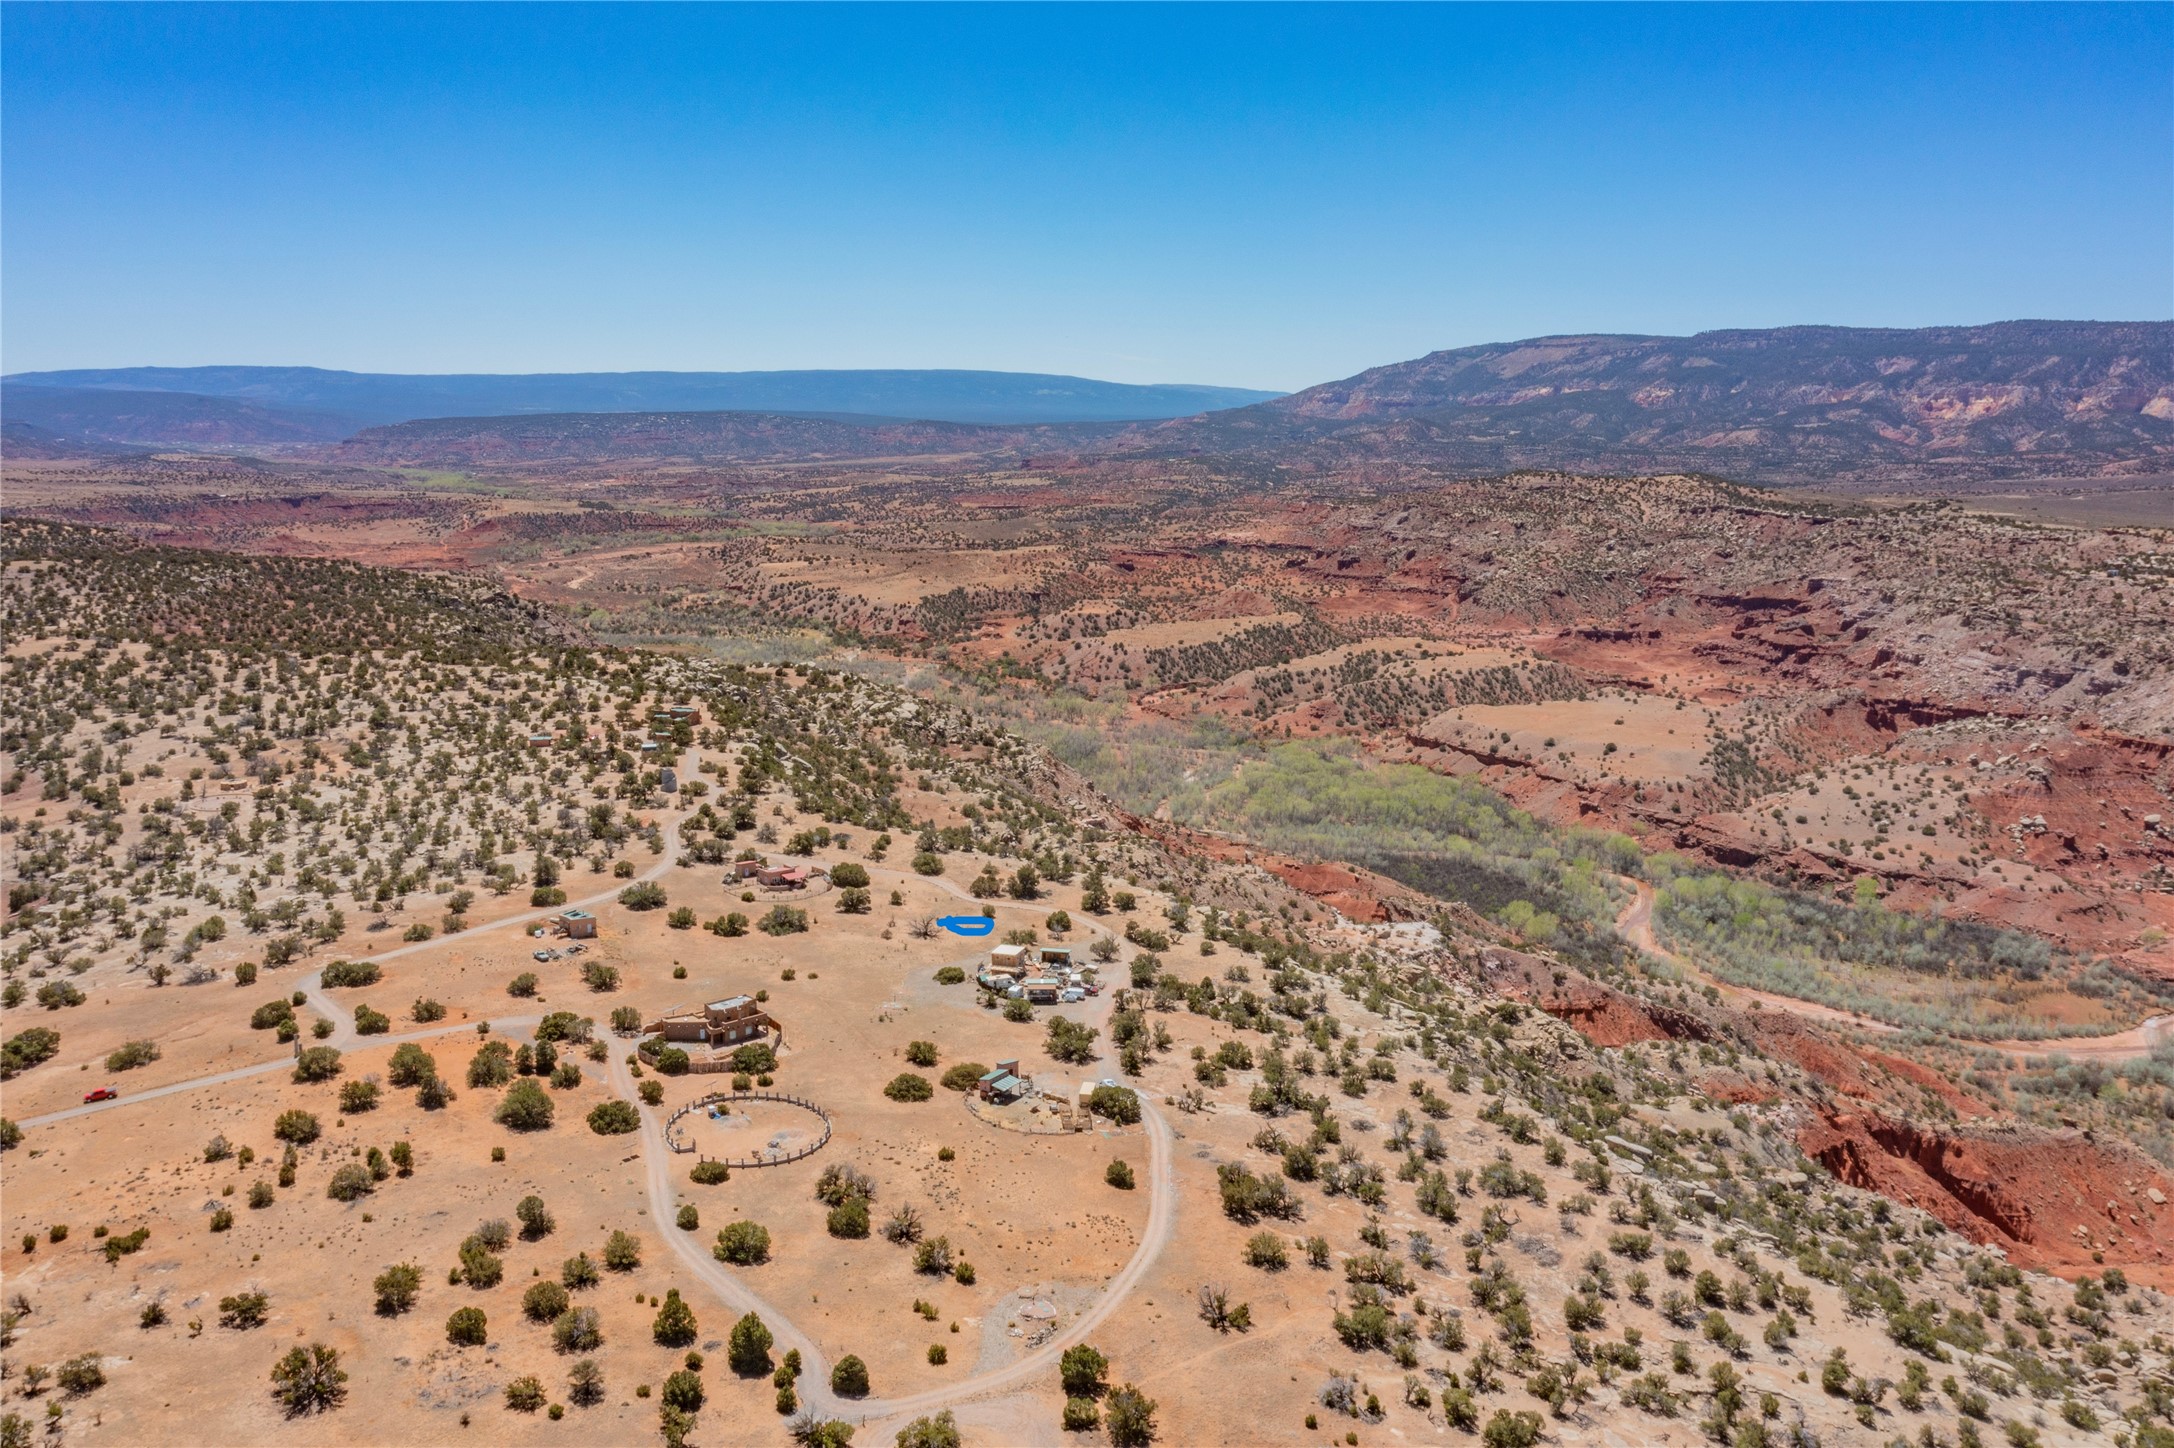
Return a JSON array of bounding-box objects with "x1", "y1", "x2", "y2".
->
[
  {"x1": 0, "y1": 798, "x2": 1181, "y2": 1446},
  {"x1": 1417, "y1": 690, "x2": 1724, "y2": 789},
  {"x1": 750, "y1": 544, "x2": 1060, "y2": 608},
  {"x1": 5, "y1": 782, "x2": 2166, "y2": 1448}
]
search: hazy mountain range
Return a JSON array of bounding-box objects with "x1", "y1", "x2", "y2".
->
[
  {"x1": 1118, "y1": 321, "x2": 2174, "y2": 482},
  {"x1": 7, "y1": 322, "x2": 2169, "y2": 483},
  {"x1": 0, "y1": 366, "x2": 1278, "y2": 440},
  {"x1": 321, "y1": 408, "x2": 1117, "y2": 468}
]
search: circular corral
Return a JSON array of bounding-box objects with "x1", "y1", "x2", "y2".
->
[{"x1": 665, "y1": 1089, "x2": 832, "y2": 1166}]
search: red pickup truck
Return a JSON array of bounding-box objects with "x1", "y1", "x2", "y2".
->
[{"x1": 83, "y1": 1086, "x2": 119, "y2": 1103}]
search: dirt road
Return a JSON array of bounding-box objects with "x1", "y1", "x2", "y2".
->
[
  {"x1": 608, "y1": 845, "x2": 1182, "y2": 1428},
  {"x1": 25, "y1": 744, "x2": 1185, "y2": 1428},
  {"x1": 1614, "y1": 878, "x2": 1903, "y2": 1035},
  {"x1": 23, "y1": 756, "x2": 704, "y2": 1130},
  {"x1": 1616, "y1": 877, "x2": 2173, "y2": 1062}
]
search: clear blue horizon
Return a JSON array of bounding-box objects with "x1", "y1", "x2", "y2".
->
[{"x1": 3, "y1": 3, "x2": 2167, "y2": 392}]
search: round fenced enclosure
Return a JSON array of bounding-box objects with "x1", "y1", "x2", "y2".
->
[{"x1": 664, "y1": 1089, "x2": 832, "y2": 1167}]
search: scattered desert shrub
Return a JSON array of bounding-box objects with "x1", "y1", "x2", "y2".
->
[
  {"x1": 373, "y1": 1263, "x2": 422, "y2": 1316},
  {"x1": 292, "y1": 1046, "x2": 343, "y2": 1083},
  {"x1": 1088, "y1": 1084, "x2": 1141, "y2": 1124},
  {"x1": 496, "y1": 1078, "x2": 555, "y2": 1131},
  {"x1": 273, "y1": 1109, "x2": 322, "y2": 1144},
  {"x1": 106, "y1": 1039, "x2": 161, "y2": 1071},
  {"x1": 619, "y1": 881, "x2": 667, "y2": 910},
  {"x1": 884, "y1": 1072, "x2": 934, "y2": 1102},
  {"x1": 827, "y1": 1196, "x2": 871, "y2": 1239},
  {"x1": 758, "y1": 905, "x2": 809, "y2": 936},
  {"x1": 446, "y1": 1307, "x2": 488, "y2": 1346},
  {"x1": 269, "y1": 1343, "x2": 348, "y2": 1416},
  {"x1": 728, "y1": 1311, "x2": 774, "y2": 1375},
  {"x1": 715, "y1": 1220, "x2": 771, "y2": 1265},
  {"x1": 941, "y1": 1061, "x2": 988, "y2": 1091},
  {"x1": 830, "y1": 1354, "x2": 870, "y2": 1398}
]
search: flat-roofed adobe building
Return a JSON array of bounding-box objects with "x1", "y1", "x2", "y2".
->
[{"x1": 645, "y1": 994, "x2": 780, "y2": 1048}]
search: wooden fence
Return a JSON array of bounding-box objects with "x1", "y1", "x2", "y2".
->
[{"x1": 664, "y1": 1089, "x2": 832, "y2": 1166}]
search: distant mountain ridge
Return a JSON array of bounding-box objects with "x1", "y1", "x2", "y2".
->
[
  {"x1": 1120, "y1": 321, "x2": 2174, "y2": 482},
  {"x1": 10, "y1": 324, "x2": 2167, "y2": 484},
  {"x1": 1, "y1": 384, "x2": 360, "y2": 448},
  {"x1": 324, "y1": 408, "x2": 1122, "y2": 467},
  {"x1": 1, "y1": 366, "x2": 1280, "y2": 433}
]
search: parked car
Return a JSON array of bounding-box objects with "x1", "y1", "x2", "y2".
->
[
  {"x1": 564, "y1": 944, "x2": 586, "y2": 955},
  {"x1": 532, "y1": 949, "x2": 558, "y2": 963},
  {"x1": 83, "y1": 1086, "x2": 118, "y2": 1103}
]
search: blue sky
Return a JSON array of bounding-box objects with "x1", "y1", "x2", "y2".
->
[{"x1": 3, "y1": 3, "x2": 2167, "y2": 390}]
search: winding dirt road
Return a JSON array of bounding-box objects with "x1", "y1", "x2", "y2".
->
[
  {"x1": 1615, "y1": 877, "x2": 2172, "y2": 1062},
  {"x1": 25, "y1": 755, "x2": 704, "y2": 1129},
  {"x1": 20, "y1": 745, "x2": 1185, "y2": 1432}
]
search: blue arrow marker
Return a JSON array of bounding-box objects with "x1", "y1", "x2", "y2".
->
[{"x1": 937, "y1": 915, "x2": 995, "y2": 937}]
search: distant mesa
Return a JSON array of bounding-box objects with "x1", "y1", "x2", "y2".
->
[
  {"x1": 0, "y1": 385, "x2": 362, "y2": 449},
  {"x1": 0, "y1": 365, "x2": 1282, "y2": 445},
  {"x1": 8, "y1": 321, "x2": 2168, "y2": 484},
  {"x1": 1118, "y1": 320, "x2": 2174, "y2": 484},
  {"x1": 317, "y1": 408, "x2": 1136, "y2": 467}
]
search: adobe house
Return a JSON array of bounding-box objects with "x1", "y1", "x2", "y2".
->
[
  {"x1": 645, "y1": 994, "x2": 780, "y2": 1049},
  {"x1": 988, "y1": 942, "x2": 1030, "y2": 977},
  {"x1": 555, "y1": 909, "x2": 597, "y2": 940},
  {"x1": 756, "y1": 864, "x2": 807, "y2": 889}
]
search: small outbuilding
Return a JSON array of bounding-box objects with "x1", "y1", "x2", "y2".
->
[{"x1": 977, "y1": 1057, "x2": 1029, "y2": 1102}]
